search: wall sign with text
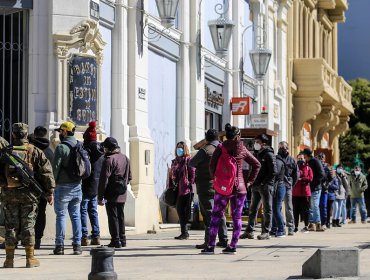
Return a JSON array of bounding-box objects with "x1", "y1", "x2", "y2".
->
[{"x1": 68, "y1": 55, "x2": 98, "y2": 126}]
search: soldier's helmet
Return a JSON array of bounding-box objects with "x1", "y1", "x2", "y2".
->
[{"x1": 12, "y1": 123, "x2": 28, "y2": 134}]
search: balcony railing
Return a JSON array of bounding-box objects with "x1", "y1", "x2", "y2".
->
[{"x1": 337, "y1": 76, "x2": 354, "y2": 114}]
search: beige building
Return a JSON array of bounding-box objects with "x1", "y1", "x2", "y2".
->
[{"x1": 287, "y1": 0, "x2": 353, "y2": 163}]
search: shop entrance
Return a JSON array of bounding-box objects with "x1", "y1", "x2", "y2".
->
[{"x1": 0, "y1": 9, "x2": 28, "y2": 142}]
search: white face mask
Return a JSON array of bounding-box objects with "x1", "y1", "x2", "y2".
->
[
  {"x1": 355, "y1": 171, "x2": 361, "y2": 176},
  {"x1": 254, "y1": 142, "x2": 262, "y2": 151}
]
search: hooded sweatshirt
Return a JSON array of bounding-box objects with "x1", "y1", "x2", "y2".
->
[
  {"x1": 252, "y1": 146, "x2": 277, "y2": 190},
  {"x1": 28, "y1": 135, "x2": 54, "y2": 163}
]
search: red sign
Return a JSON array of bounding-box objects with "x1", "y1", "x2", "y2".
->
[{"x1": 231, "y1": 97, "x2": 250, "y2": 115}]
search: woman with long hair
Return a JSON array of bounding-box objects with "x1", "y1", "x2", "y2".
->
[
  {"x1": 170, "y1": 141, "x2": 195, "y2": 240},
  {"x1": 201, "y1": 124, "x2": 261, "y2": 254}
]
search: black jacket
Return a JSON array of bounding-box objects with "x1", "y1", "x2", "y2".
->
[
  {"x1": 277, "y1": 154, "x2": 299, "y2": 188},
  {"x1": 189, "y1": 140, "x2": 220, "y2": 196},
  {"x1": 82, "y1": 140, "x2": 104, "y2": 196},
  {"x1": 253, "y1": 146, "x2": 277, "y2": 190},
  {"x1": 275, "y1": 156, "x2": 285, "y2": 187},
  {"x1": 307, "y1": 157, "x2": 325, "y2": 192},
  {"x1": 28, "y1": 136, "x2": 54, "y2": 163}
]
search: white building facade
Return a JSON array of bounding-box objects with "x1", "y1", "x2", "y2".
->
[{"x1": 0, "y1": 0, "x2": 290, "y2": 234}]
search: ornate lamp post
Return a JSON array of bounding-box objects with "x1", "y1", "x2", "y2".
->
[
  {"x1": 208, "y1": 2, "x2": 235, "y2": 58},
  {"x1": 155, "y1": 0, "x2": 180, "y2": 28}
]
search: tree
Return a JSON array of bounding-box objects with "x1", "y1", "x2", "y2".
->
[{"x1": 339, "y1": 78, "x2": 370, "y2": 169}]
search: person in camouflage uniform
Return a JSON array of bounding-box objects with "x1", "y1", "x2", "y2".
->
[
  {"x1": 0, "y1": 123, "x2": 55, "y2": 268},
  {"x1": 0, "y1": 136, "x2": 9, "y2": 242}
]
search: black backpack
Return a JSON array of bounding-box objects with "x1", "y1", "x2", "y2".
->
[{"x1": 62, "y1": 140, "x2": 91, "y2": 180}]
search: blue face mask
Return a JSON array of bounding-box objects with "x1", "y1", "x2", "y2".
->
[
  {"x1": 336, "y1": 168, "x2": 342, "y2": 174},
  {"x1": 176, "y1": 148, "x2": 184, "y2": 157}
]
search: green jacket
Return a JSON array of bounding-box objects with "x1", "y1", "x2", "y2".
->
[
  {"x1": 52, "y1": 136, "x2": 81, "y2": 185},
  {"x1": 349, "y1": 172, "x2": 368, "y2": 198}
]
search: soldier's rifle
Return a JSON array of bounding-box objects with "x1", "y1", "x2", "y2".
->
[{"x1": 0, "y1": 146, "x2": 47, "y2": 199}]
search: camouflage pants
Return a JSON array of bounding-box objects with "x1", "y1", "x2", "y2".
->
[{"x1": 3, "y1": 201, "x2": 37, "y2": 246}]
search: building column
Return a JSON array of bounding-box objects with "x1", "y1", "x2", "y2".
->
[
  {"x1": 189, "y1": 0, "x2": 205, "y2": 147},
  {"x1": 177, "y1": 0, "x2": 191, "y2": 144},
  {"x1": 126, "y1": 0, "x2": 158, "y2": 233}
]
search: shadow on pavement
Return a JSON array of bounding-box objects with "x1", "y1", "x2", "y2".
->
[{"x1": 286, "y1": 276, "x2": 309, "y2": 279}]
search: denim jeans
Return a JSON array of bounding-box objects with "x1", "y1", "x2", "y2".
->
[
  {"x1": 341, "y1": 199, "x2": 348, "y2": 224},
  {"x1": 272, "y1": 184, "x2": 286, "y2": 235},
  {"x1": 54, "y1": 183, "x2": 82, "y2": 246},
  {"x1": 333, "y1": 199, "x2": 345, "y2": 220},
  {"x1": 81, "y1": 194, "x2": 100, "y2": 238},
  {"x1": 319, "y1": 191, "x2": 328, "y2": 225},
  {"x1": 309, "y1": 190, "x2": 321, "y2": 223},
  {"x1": 351, "y1": 197, "x2": 367, "y2": 222}
]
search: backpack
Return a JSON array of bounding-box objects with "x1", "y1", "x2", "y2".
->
[
  {"x1": 4, "y1": 144, "x2": 34, "y2": 188},
  {"x1": 213, "y1": 144, "x2": 238, "y2": 196},
  {"x1": 62, "y1": 140, "x2": 91, "y2": 180}
]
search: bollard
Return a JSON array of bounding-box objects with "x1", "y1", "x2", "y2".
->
[{"x1": 88, "y1": 246, "x2": 117, "y2": 280}]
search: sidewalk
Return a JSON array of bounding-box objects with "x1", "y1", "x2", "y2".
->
[{"x1": 1, "y1": 223, "x2": 370, "y2": 280}]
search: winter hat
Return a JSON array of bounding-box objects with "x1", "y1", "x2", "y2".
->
[
  {"x1": 83, "y1": 121, "x2": 97, "y2": 141},
  {"x1": 102, "y1": 137, "x2": 119, "y2": 151}
]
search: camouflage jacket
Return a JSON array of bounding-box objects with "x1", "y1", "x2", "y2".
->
[
  {"x1": 0, "y1": 139, "x2": 55, "y2": 201},
  {"x1": 0, "y1": 136, "x2": 8, "y2": 149}
]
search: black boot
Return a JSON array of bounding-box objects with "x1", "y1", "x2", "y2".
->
[
  {"x1": 174, "y1": 232, "x2": 189, "y2": 240},
  {"x1": 336, "y1": 219, "x2": 342, "y2": 227},
  {"x1": 332, "y1": 219, "x2": 338, "y2": 227}
]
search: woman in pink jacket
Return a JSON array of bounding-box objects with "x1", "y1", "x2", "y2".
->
[{"x1": 292, "y1": 152, "x2": 313, "y2": 233}]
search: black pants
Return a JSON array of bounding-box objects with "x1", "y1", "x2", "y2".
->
[
  {"x1": 35, "y1": 198, "x2": 47, "y2": 240},
  {"x1": 327, "y1": 199, "x2": 334, "y2": 224},
  {"x1": 105, "y1": 202, "x2": 126, "y2": 243},
  {"x1": 198, "y1": 194, "x2": 228, "y2": 243},
  {"x1": 246, "y1": 186, "x2": 273, "y2": 234},
  {"x1": 292, "y1": 196, "x2": 310, "y2": 228},
  {"x1": 176, "y1": 193, "x2": 192, "y2": 234}
]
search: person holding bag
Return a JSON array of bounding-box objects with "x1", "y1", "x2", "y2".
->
[
  {"x1": 170, "y1": 141, "x2": 195, "y2": 240},
  {"x1": 98, "y1": 137, "x2": 132, "y2": 248},
  {"x1": 201, "y1": 124, "x2": 261, "y2": 255}
]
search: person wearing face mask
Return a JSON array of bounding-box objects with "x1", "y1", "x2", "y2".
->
[
  {"x1": 201, "y1": 124, "x2": 260, "y2": 254},
  {"x1": 271, "y1": 142, "x2": 299, "y2": 236},
  {"x1": 302, "y1": 149, "x2": 325, "y2": 232},
  {"x1": 349, "y1": 165, "x2": 368, "y2": 224},
  {"x1": 292, "y1": 152, "x2": 313, "y2": 233},
  {"x1": 332, "y1": 164, "x2": 349, "y2": 227},
  {"x1": 240, "y1": 133, "x2": 277, "y2": 241},
  {"x1": 170, "y1": 141, "x2": 195, "y2": 240},
  {"x1": 52, "y1": 121, "x2": 83, "y2": 255},
  {"x1": 317, "y1": 153, "x2": 333, "y2": 231}
]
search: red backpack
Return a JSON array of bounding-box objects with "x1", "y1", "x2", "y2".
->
[{"x1": 213, "y1": 144, "x2": 238, "y2": 196}]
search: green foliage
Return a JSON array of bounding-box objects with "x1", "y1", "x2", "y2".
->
[{"x1": 339, "y1": 78, "x2": 370, "y2": 169}]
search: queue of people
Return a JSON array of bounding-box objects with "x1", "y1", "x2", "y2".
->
[
  {"x1": 169, "y1": 124, "x2": 369, "y2": 255},
  {"x1": 0, "y1": 121, "x2": 132, "y2": 267}
]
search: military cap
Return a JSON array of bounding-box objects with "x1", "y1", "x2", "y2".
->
[
  {"x1": 12, "y1": 123, "x2": 28, "y2": 133},
  {"x1": 54, "y1": 121, "x2": 75, "y2": 132}
]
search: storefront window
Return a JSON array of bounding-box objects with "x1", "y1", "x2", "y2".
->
[{"x1": 205, "y1": 78, "x2": 223, "y2": 132}]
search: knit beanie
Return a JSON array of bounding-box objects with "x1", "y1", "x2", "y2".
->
[{"x1": 83, "y1": 121, "x2": 97, "y2": 141}]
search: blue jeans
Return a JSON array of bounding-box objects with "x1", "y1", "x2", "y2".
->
[
  {"x1": 333, "y1": 199, "x2": 345, "y2": 220},
  {"x1": 341, "y1": 199, "x2": 348, "y2": 223},
  {"x1": 309, "y1": 190, "x2": 321, "y2": 223},
  {"x1": 319, "y1": 191, "x2": 328, "y2": 225},
  {"x1": 272, "y1": 184, "x2": 286, "y2": 235},
  {"x1": 351, "y1": 197, "x2": 367, "y2": 222},
  {"x1": 81, "y1": 194, "x2": 100, "y2": 238},
  {"x1": 54, "y1": 184, "x2": 82, "y2": 246}
]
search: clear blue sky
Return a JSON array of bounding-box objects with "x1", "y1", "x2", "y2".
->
[{"x1": 338, "y1": 0, "x2": 370, "y2": 81}]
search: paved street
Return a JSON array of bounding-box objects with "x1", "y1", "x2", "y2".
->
[{"x1": 1, "y1": 223, "x2": 370, "y2": 280}]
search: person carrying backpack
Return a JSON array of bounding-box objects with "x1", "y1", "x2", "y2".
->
[
  {"x1": 201, "y1": 124, "x2": 261, "y2": 255},
  {"x1": 52, "y1": 121, "x2": 87, "y2": 255}
]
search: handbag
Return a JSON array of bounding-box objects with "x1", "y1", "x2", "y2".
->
[{"x1": 161, "y1": 167, "x2": 178, "y2": 207}]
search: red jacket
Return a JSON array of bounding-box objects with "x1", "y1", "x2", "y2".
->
[
  {"x1": 210, "y1": 139, "x2": 261, "y2": 195},
  {"x1": 293, "y1": 163, "x2": 313, "y2": 197}
]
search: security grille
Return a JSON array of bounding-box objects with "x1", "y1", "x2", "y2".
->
[{"x1": 0, "y1": 9, "x2": 28, "y2": 142}]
